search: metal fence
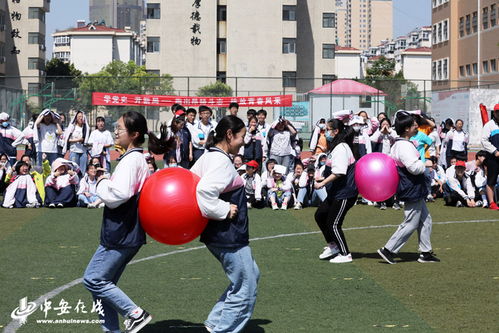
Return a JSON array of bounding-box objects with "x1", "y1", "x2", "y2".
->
[{"x1": 2, "y1": 76, "x2": 499, "y2": 139}]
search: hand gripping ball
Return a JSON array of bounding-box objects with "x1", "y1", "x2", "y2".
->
[
  {"x1": 138, "y1": 167, "x2": 208, "y2": 245},
  {"x1": 354, "y1": 153, "x2": 399, "y2": 202}
]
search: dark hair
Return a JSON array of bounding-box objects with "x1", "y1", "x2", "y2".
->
[
  {"x1": 247, "y1": 109, "x2": 257, "y2": 117},
  {"x1": 394, "y1": 112, "x2": 415, "y2": 136},
  {"x1": 199, "y1": 105, "x2": 212, "y2": 114},
  {"x1": 90, "y1": 157, "x2": 101, "y2": 165},
  {"x1": 429, "y1": 156, "x2": 437, "y2": 164},
  {"x1": 229, "y1": 102, "x2": 239, "y2": 109},
  {"x1": 443, "y1": 118, "x2": 454, "y2": 133},
  {"x1": 455, "y1": 119, "x2": 464, "y2": 125},
  {"x1": 148, "y1": 122, "x2": 175, "y2": 155},
  {"x1": 233, "y1": 154, "x2": 244, "y2": 162},
  {"x1": 248, "y1": 116, "x2": 257, "y2": 125},
  {"x1": 358, "y1": 111, "x2": 368, "y2": 118},
  {"x1": 186, "y1": 108, "x2": 197, "y2": 115},
  {"x1": 122, "y1": 111, "x2": 148, "y2": 146},
  {"x1": 319, "y1": 118, "x2": 326, "y2": 124},
  {"x1": 15, "y1": 161, "x2": 28, "y2": 174},
  {"x1": 379, "y1": 117, "x2": 392, "y2": 128},
  {"x1": 170, "y1": 103, "x2": 180, "y2": 113},
  {"x1": 95, "y1": 116, "x2": 105, "y2": 129},
  {"x1": 377, "y1": 112, "x2": 387, "y2": 119},
  {"x1": 31, "y1": 114, "x2": 39, "y2": 122},
  {"x1": 20, "y1": 154, "x2": 31, "y2": 162},
  {"x1": 294, "y1": 161, "x2": 304, "y2": 171},
  {"x1": 256, "y1": 109, "x2": 267, "y2": 117},
  {"x1": 147, "y1": 158, "x2": 158, "y2": 172},
  {"x1": 476, "y1": 150, "x2": 486, "y2": 159},
  {"x1": 274, "y1": 119, "x2": 289, "y2": 132},
  {"x1": 87, "y1": 162, "x2": 98, "y2": 169},
  {"x1": 326, "y1": 119, "x2": 355, "y2": 152},
  {"x1": 266, "y1": 158, "x2": 277, "y2": 170},
  {"x1": 205, "y1": 115, "x2": 246, "y2": 149},
  {"x1": 176, "y1": 105, "x2": 186, "y2": 113},
  {"x1": 171, "y1": 116, "x2": 185, "y2": 133}
]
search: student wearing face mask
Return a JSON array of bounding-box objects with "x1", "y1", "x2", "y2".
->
[
  {"x1": 0, "y1": 112, "x2": 22, "y2": 165},
  {"x1": 349, "y1": 116, "x2": 371, "y2": 161},
  {"x1": 309, "y1": 119, "x2": 328, "y2": 155}
]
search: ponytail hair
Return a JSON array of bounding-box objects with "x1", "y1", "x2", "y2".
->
[
  {"x1": 326, "y1": 118, "x2": 355, "y2": 152},
  {"x1": 122, "y1": 111, "x2": 148, "y2": 145},
  {"x1": 148, "y1": 122, "x2": 175, "y2": 155},
  {"x1": 205, "y1": 115, "x2": 245, "y2": 150}
]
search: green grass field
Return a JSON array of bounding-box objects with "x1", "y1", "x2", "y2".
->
[{"x1": 1, "y1": 202, "x2": 498, "y2": 333}]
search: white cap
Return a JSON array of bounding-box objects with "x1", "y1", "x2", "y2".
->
[
  {"x1": 273, "y1": 164, "x2": 287, "y2": 175},
  {"x1": 0, "y1": 112, "x2": 9, "y2": 121},
  {"x1": 348, "y1": 115, "x2": 364, "y2": 126}
]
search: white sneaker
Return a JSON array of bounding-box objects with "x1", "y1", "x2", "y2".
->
[
  {"x1": 294, "y1": 202, "x2": 302, "y2": 210},
  {"x1": 87, "y1": 203, "x2": 96, "y2": 209},
  {"x1": 329, "y1": 253, "x2": 353, "y2": 263},
  {"x1": 272, "y1": 204, "x2": 279, "y2": 210},
  {"x1": 475, "y1": 200, "x2": 483, "y2": 207},
  {"x1": 280, "y1": 204, "x2": 287, "y2": 210},
  {"x1": 247, "y1": 202, "x2": 252, "y2": 209},
  {"x1": 26, "y1": 203, "x2": 37, "y2": 208},
  {"x1": 98, "y1": 203, "x2": 105, "y2": 208},
  {"x1": 319, "y1": 244, "x2": 340, "y2": 260}
]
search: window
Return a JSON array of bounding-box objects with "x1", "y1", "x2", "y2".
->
[
  {"x1": 483, "y1": 60, "x2": 489, "y2": 73},
  {"x1": 146, "y1": 3, "x2": 160, "y2": 19},
  {"x1": 459, "y1": 17, "x2": 464, "y2": 37},
  {"x1": 437, "y1": 22, "x2": 442, "y2": 42},
  {"x1": 437, "y1": 60, "x2": 442, "y2": 80},
  {"x1": 443, "y1": 58, "x2": 448, "y2": 79},
  {"x1": 465, "y1": 14, "x2": 471, "y2": 34},
  {"x1": 54, "y1": 36, "x2": 70, "y2": 46},
  {"x1": 459, "y1": 66, "x2": 465, "y2": 77},
  {"x1": 323, "y1": 13, "x2": 335, "y2": 28},
  {"x1": 28, "y1": 83, "x2": 41, "y2": 95},
  {"x1": 282, "y1": 38, "x2": 296, "y2": 54},
  {"x1": 466, "y1": 64, "x2": 471, "y2": 76},
  {"x1": 216, "y1": 71, "x2": 226, "y2": 84},
  {"x1": 28, "y1": 58, "x2": 43, "y2": 70},
  {"x1": 217, "y1": 5, "x2": 227, "y2": 21},
  {"x1": 322, "y1": 44, "x2": 335, "y2": 59},
  {"x1": 491, "y1": 4, "x2": 497, "y2": 27},
  {"x1": 28, "y1": 32, "x2": 45, "y2": 45},
  {"x1": 443, "y1": 20, "x2": 448, "y2": 41},
  {"x1": 432, "y1": 62, "x2": 437, "y2": 80},
  {"x1": 322, "y1": 74, "x2": 337, "y2": 85},
  {"x1": 472, "y1": 11, "x2": 478, "y2": 33},
  {"x1": 491, "y1": 59, "x2": 497, "y2": 72},
  {"x1": 359, "y1": 95, "x2": 372, "y2": 108},
  {"x1": 282, "y1": 71, "x2": 296, "y2": 88},
  {"x1": 28, "y1": 7, "x2": 45, "y2": 22},
  {"x1": 432, "y1": 24, "x2": 437, "y2": 43},
  {"x1": 283, "y1": 5, "x2": 296, "y2": 21},
  {"x1": 473, "y1": 63, "x2": 478, "y2": 75},
  {"x1": 147, "y1": 37, "x2": 160, "y2": 53},
  {"x1": 217, "y1": 38, "x2": 226, "y2": 54},
  {"x1": 483, "y1": 7, "x2": 489, "y2": 29}
]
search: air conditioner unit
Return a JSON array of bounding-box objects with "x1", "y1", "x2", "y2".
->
[
  {"x1": 39, "y1": 44, "x2": 46, "y2": 51},
  {"x1": 0, "y1": 56, "x2": 5, "y2": 64}
]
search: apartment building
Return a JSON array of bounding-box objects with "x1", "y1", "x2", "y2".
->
[{"x1": 89, "y1": 0, "x2": 144, "y2": 34}]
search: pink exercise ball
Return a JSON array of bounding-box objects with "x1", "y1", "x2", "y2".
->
[{"x1": 355, "y1": 153, "x2": 399, "y2": 202}]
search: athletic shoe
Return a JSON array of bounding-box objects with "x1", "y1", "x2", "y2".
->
[
  {"x1": 426, "y1": 194, "x2": 435, "y2": 202},
  {"x1": 7, "y1": 205, "x2": 13, "y2": 209},
  {"x1": 280, "y1": 204, "x2": 288, "y2": 210},
  {"x1": 456, "y1": 201, "x2": 463, "y2": 208},
  {"x1": 293, "y1": 202, "x2": 302, "y2": 210},
  {"x1": 26, "y1": 203, "x2": 37, "y2": 208},
  {"x1": 98, "y1": 203, "x2": 106, "y2": 208},
  {"x1": 205, "y1": 326, "x2": 213, "y2": 332},
  {"x1": 475, "y1": 200, "x2": 483, "y2": 207},
  {"x1": 319, "y1": 244, "x2": 340, "y2": 260},
  {"x1": 418, "y1": 252, "x2": 440, "y2": 263},
  {"x1": 57, "y1": 203, "x2": 64, "y2": 208},
  {"x1": 392, "y1": 202, "x2": 401, "y2": 210},
  {"x1": 380, "y1": 203, "x2": 387, "y2": 210},
  {"x1": 124, "y1": 310, "x2": 152, "y2": 333},
  {"x1": 48, "y1": 203, "x2": 56, "y2": 208},
  {"x1": 329, "y1": 253, "x2": 352, "y2": 263},
  {"x1": 87, "y1": 203, "x2": 96, "y2": 209},
  {"x1": 377, "y1": 247, "x2": 396, "y2": 264},
  {"x1": 272, "y1": 203, "x2": 279, "y2": 210},
  {"x1": 482, "y1": 201, "x2": 488, "y2": 208},
  {"x1": 247, "y1": 202, "x2": 252, "y2": 209},
  {"x1": 489, "y1": 202, "x2": 499, "y2": 210}
]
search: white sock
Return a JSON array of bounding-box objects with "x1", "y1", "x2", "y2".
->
[
  {"x1": 481, "y1": 194, "x2": 487, "y2": 203},
  {"x1": 129, "y1": 307, "x2": 143, "y2": 319}
]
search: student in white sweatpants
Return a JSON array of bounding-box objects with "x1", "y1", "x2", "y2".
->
[{"x1": 377, "y1": 111, "x2": 440, "y2": 264}]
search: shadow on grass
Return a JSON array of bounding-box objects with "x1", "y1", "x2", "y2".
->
[
  {"x1": 143, "y1": 319, "x2": 271, "y2": 332},
  {"x1": 352, "y1": 252, "x2": 420, "y2": 263}
]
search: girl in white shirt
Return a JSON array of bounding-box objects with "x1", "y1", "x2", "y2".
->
[
  {"x1": 191, "y1": 115, "x2": 259, "y2": 333},
  {"x1": 88, "y1": 117, "x2": 114, "y2": 172},
  {"x1": 63, "y1": 111, "x2": 90, "y2": 175},
  {"x1": 33, "y1": 109, "x2": 63, "y2": 166},
  {"x1": 445, "y1": 118, "x2": 469, "y2": 163}
]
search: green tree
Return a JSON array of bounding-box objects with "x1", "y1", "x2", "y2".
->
[
  {"x1": 362, "y1": 56, "x2": 424, "y2": 114},
  {"x1": 197, "y1": 81, "x2": 233, "y2": 97},
  {"x1": 77, "y1": 60, "x2": 174, "y2": 116},
  {"x1": 45, "y1": 58, "x2": 82, "y2": 89}
]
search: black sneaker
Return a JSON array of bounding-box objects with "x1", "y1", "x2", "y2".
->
[
  {"x1": 377, "y1": 247, "x2": 396, "y2": 264},
  {"x1": 418, "y1": 252, "x2": 440, "y2": 263},
  {"x1": 124, "y1": 310, "x2": 152, "y2": 333}
]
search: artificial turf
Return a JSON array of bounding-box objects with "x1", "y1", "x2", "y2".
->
[{"x1": 1, "y1": 201, "x2": 498, "y2": 332}]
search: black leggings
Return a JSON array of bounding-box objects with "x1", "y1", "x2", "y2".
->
[{"x1": 314, "y1": 196, "x2": 357, "y2": 255}]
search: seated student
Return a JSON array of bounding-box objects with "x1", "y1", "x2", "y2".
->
[
  {"x1": 267, "y1": 164, "x2": 292, "y2": 210},
  {"x1": 0, "y1": 153, "x2": 12, "y2": 194},
  {"x1": 45, "y1": 158, "x2": 79, "y2": 208},
  {"x1": 165, "y1": 156, "x2": 178, "y2": 168},
  {"x1": 2, "y1": 161, "x2": 40, "y2": 208},
  {"x1": 233, "y1": 154, "x2": 244, "y2": 170},
  {"x1": 287, "y1": 161, "x2": 304, "y2": 209},
  {"x1": 295, "y1": 165, "x2": 328, "y2": 210},
  {"x1": 145, "y1": 155, "x2": 158, "y2": 174},
  {"x1": 16, "y1": 153, "x2": 51, "y2": 205},
  {"x1": 242, "y1": 160, "x2": 263, "y2": 209},
  {"x1": 261, "y1": 158, "x2": 277, "y2": 202},
  {"x1": 467, "y1": 150, "x2": 488, "y2": 208},
  {"x1": 77, "y1": 162, "x2": 105, "y2": 208},
  {"x1": 428, "y1": 156, "x2": 446, "y2": 199},
  {"x1": 443, "y1": 160, "x2": 478, "y2": 208}
]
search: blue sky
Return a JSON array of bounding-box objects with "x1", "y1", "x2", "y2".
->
[{"x1": 45, "y1": 0, "x2": 431, "y2": 59}]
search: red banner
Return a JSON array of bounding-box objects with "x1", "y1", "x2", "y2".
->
[{"x1": 92, "y1": 92, "x2": 293, "y2": 107}]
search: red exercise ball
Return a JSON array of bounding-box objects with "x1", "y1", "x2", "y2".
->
[{"x1": 138, "y1": 167, "x2": 208, "y2": 245}]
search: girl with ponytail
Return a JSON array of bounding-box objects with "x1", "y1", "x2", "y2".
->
[{"x1": 191, "y1": 115, "x2": 260, "y2": 333}]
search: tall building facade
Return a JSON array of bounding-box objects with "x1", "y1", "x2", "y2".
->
[
  {"x1": 2, "y1": 0, "x2": 50, "y2": 96},
  {"x1": 432, "y1": 0, "x2": 499, "y2": 91},
  {"x1": 145, "y1": 0, "x2": 338, "y2": 96},
  {"x1": 336, "y1": 0, "x2": 393, "y2": 50},
  {"x1": 89, "y1": 0, "x2": 144, "y2": 33}
]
